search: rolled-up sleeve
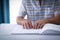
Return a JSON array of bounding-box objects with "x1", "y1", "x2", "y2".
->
[
  {"x1": 18, "y1": 1, "x2": 27, "y2": 17},
  {"x1": 54, "y1": 0, "x2": 60, "y2": 15}
]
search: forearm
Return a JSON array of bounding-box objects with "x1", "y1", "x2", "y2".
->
[{"x1": 45, "y1": 18, "x2": 60, "y2": 25}]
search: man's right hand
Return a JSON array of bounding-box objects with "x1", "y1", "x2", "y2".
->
[
  {"x1": 17, "y1": 16, "x2": 33, "y2": 29},
  {"x1": 19, "y1": 19, "x2": 32, "y2": 29}
]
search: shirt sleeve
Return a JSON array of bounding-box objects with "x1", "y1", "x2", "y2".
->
[
  {"x1": 18, "y1": 1, "x2": 27, "y2": 17},
  {"x1": 54, "y1": 0, "x2": 60, "y2": 15}
]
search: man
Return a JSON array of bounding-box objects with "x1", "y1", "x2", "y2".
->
[{"x1": 17, "y1": 0, "x2": 60, "y2": 29}]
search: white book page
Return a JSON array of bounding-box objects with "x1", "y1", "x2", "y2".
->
[
  {"x1": 11, "y1": 25, "x2": 42, "y2": 34},
  {"x1": 0, "y1": 23, "x2": 60, "y2": 35},
  {"x1": 41, "y1": 23, "x2": 60, "y2": 33},
  {"x1": 11, "y1": 23, "x2": 60, "y2": 34}
]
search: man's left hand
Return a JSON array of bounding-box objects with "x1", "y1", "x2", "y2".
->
[{"x1": 33, "y1": 20, "x2": 47, "y2": 29}]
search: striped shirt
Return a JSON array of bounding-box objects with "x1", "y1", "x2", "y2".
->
[{"x1": 19, "y1": 0, "x2": 60, "y2": 25}]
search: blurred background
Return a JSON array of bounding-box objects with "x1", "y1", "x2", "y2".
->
[{"x1": 0, "y1": 0, "x2": 23, "y2": 24}]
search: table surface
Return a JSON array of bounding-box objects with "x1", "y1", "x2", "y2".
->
[{"x1": 0, "y1": 24, "x2": 60, "y2": 40}]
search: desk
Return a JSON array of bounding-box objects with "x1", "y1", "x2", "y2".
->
[{"x1": 0, "y1": 24, "x2": 60, "y2": 40}]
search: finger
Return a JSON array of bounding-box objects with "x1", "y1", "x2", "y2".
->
[
  {"x1": 34, "y1": 23, "x2": 38, "y2": 29},
  {"x1": 22, "y1": 24, "x2": 25, "y2": 29},
  {"x1": 40, "y1": 24, "x2": 45, "y2": 28},
  {"x1": 25, "y1": 23, "x2": 29, "y2": 29},
  {"x1": 24, "y1": 23, "x2": 27, "y2": 29},
  {"x1": 28, "y1": 23, "x2": 31, "y2": 29},
  {"x1": 29, "y1": 22, "x2": 32, "y2": 29},
  {"x1": 37, "y1": 24, "x2": 41, "y2": 29}
]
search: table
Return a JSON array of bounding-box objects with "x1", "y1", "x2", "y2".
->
[{"x1": 0, "y1": 24, "x2": 60, "y2": 40}]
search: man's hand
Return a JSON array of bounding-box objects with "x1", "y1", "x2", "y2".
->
[
  {"x1": 17, "y1": 16, "x2": 33, "y2": 29},
  {"x1": 33, "y1": 20, "x2": 47, "y2": 29},
  {"x1": 20, "y1": 19, "x2": 32, "y2": 29}
]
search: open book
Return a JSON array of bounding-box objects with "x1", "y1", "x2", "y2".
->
[{"x1": 11, "y1": 23, "x2": 60, "y2": 35}]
